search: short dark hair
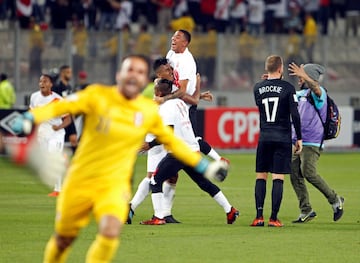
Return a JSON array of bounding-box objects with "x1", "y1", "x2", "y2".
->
[
  {"x1": 41, "y1": 74, "x2": 54, "y2": 84},
  {"x1": 155, "y1": 78, "x2": 173, "y2": 96},
  {"x1": 59, "y1": 65, "x2": 70, "y2": 73},
  {"x1": 153, "y1": 57, "x2": 168, "y2": 72},
  {"x1": 0, "y1": 73, "x2": 7, "y2": 81},
  {"x1": 179, "y1": 29, "x2": 191, "y2": 44}
]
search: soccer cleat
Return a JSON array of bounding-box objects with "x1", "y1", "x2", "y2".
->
[
  {"x1": 140, "y1": 216, "x2": 166, "y2": 225},
  {"x1": 250, "y1": 217, "x2": 264, "y2": 227},
  {"x1": 126, "y1": 206, "x2": 134, "y2": 224},
  {"x1": 227, "y1": 207, "x2": 239, "y2": 224},
  {"x1": 268, "y1": 218, "x2": 284, "y2": 227},
  {"x1": 48, "y1": 191, "x2": 59, "y2": 197},
  {"x1": 292, "y1": 210, "x2": 317, "y2": 223},
  {"x1": 332, "y1": 196, "x2": 345, "y2": 222},
  {"x1": 220, "y1": 157, "x2": 230, "y2": 165},
  {"x1": 164, "y1": 215, "x2": 181, "y2": 223}
]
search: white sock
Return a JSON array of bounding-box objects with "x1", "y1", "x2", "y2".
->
[
  {"x1": 207, "y1": 149, "x2": 221, "y2": 161},
  {"x1": 162, "y1": 181, "x2": 176, "y2": 217},
  {"x1": 151, "y1": 192, "x2": 164, "y2": 219},
  {"x1": 54, "y1": 176, "x2": 62, "y2": 192},
  {"x1": 130, "y1": 177, "x2": 151, "y2": 211},
  {"x1": 213, "y1": 191, "x2": 232, "y2": 213}
]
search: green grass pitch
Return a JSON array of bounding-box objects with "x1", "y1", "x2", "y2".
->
[{"x1": 1, "y1": 152, "x2": 359, "y2": 263}]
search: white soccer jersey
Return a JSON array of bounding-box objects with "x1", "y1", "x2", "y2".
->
[
  {"x1": 159, "y1": 98, "x2": 199, "y2": 152},
  {"x1": 29, "y1": 91, "x2": 66, "y2": 152},
  {"x1": 166, "y1": 48, "x2": 197, "y2": 105}
]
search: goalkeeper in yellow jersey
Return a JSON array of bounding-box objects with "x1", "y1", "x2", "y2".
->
[{"x1": 9, "y1": 54, "x2": 228, "y2": 263}]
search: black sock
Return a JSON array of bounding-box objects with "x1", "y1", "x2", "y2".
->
[
  {"x1": 255, "y1": 179, "x2": 266, "y2": 218},
  {"x1": 271, "y1": 179, "x2": 284, "y2": 220},
  {"x1": 198, "y1": 139, "x2": 211, "y2": 155}
]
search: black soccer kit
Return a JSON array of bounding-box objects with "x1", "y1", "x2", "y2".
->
[{"x1": 253, "y1": 78, "x2": 301, "y2": 174}]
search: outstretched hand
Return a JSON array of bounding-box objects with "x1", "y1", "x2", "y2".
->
[
  {"x1": 10, "y1": 112, "x2": 34, "y2": 135},
  {"x1": 200, "y1": 91, "x2": 213, "y2": 101},
  {"x1": 288, "y1": 62, "x2": 306, "y2": 78}
]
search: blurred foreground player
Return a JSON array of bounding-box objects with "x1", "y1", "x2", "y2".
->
[{"x1": 10, "y1": 55, "x2": 228, "y2": 263}]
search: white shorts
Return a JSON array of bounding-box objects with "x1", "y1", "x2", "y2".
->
[
  {"x1": 37, "y1": 132, "x2": 65, "y2": 153},
  {"x1": 147, "y1": 145, "x2": 167, "y2": 173}
]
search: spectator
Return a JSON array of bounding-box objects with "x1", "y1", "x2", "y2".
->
[
  {"x1": 319, "y1": 0, "x2": 330, "y2": 35},
  {"x1": 81, "y1": 0, "x2": 97, "y2": 30},
  {"x1": 202, "y1": 26, "x2": 217, "y2": 87},
  {"x1": 237, "y1": 29, "x2": 257, "y2": 84},
  {"x1": 303, "y1": 12, "x2": 317, "y2": 62},
  {"x1": 95, "y1": 0, "x2": 119, "y2": 30},
  {"x1": 284, "y1": 2, "x2": 302, "y2": 33},
  {"x1": 344, "y1": 0, "x2": 360, "y2": 37},
  {"x1": 0, "y1": 73, "x2": 16, "y2": 109},
  {"x1": 170, "y1": 11, "x2": 196, "y2": 33},
  {"x1": 28, "y1": 17, "x2": 45, "y2": 83},
  {"x1": 229, "y1": 0, "x2": 248, "y2": 34},
  {"x1": 187, "y1": 0, "x2": 202, "y2": 27},
  {"x1": 50, "y1": 0, "x2": 71, "y2": 48},
  {"x1": 74, "y1": 70, "x2": 89, "y2": 92},
  {"x1": 248, "y1": 0, "x2": 265, "y2": 36},
  {"x1": 200, "y1": 0, "x2": 216, "y2": 32},
  {"x1": 72, "y1": 19, "x2": 88, "y2": 78},
  {"x1": 103, "y1": 25, "x2": 133, "y2": 84},
  {"x1": 112, "y1": 0, "x2": 133, "y2": 31},
  {"x1": 263, "y1": 0, "x2": 277, "y2": 34},
  {"x1": 214, "y1": 0, "x2": 232, "y2": 33},
  {"x1": 288, "y1": 62, "x2": 345, "y2": 223},
  {"x1": 0, "y1": 0, "x2": 8, "y2": 28},
  {"x1": 132, "y1": 0, "x2": 157, "y2": 29},
  {"x1": 153, "y1": 0, "x2": 174, "y2": 33},
  {"x1": 301, "y1": 0, "x2": 320, "y2": 23},
  {"x1": 133, "y1": 24, "x2": 152, "y2": 56},
  {"x1": 32, "y1": 0, "x2": 46, "y2": 23},
  {"x1": 16, "y1": 0, "x2": 32, "y2": 29},
  {"x1": 285, "y1": 28, "x2": 303, "y2": 87}
]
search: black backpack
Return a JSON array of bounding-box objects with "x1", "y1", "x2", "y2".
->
[{"x1": 308, "y1": 90, "x2": 341, "y2": 145}]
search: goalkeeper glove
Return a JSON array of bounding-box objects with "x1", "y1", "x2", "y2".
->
[
  {"x1": 194, "y1": 158, "x2": 229, "y2": 182},
  {"x1": 10, "y1": 111, "x2": 34, "y2": 135}
]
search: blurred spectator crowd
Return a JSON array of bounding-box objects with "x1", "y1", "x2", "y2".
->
[{"x1": 0, "y1": 1, "x2": 359, "y2": 37}]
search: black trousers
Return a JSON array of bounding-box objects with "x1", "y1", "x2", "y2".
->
[{"x1": 151, "y1": 154, "x2": 220, "y2": 197}]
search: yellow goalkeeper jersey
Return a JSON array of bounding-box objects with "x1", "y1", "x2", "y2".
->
[{"x1": 30, "y1": 84, "x2": 202, "y2": 184}]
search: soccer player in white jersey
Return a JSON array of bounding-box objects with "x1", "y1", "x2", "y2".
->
[
  {"x1": 29, "y1": 74, "x2": 71, "y2": 196},
  {"x1": 140, "y1": 79, "x2": 239, "y2": 225},
  {"x1": 156, "y1": 29, "x2": 229, "y2": 164}
]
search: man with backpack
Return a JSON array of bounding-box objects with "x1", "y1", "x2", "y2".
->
[{"x1": 288, "y1": 62, "x2": 344, "y2": 223}]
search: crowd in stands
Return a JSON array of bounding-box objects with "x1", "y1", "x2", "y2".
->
[{"x1": 0, "y1": 1, "x2": 359, "y2": 37}]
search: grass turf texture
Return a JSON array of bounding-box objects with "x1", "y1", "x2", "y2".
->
[{"x1": 0, "y1": 152, "x2": 359, "y2": 263}]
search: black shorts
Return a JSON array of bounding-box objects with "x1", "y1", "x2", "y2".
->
[
  {"x1": 189, "y1": 105, "x2": 199, "y2": 137},
  {"x1": 255, "y1": 141, "x2": 292, "y2": 174}
]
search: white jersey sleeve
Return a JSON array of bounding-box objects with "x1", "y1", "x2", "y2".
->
[
  {"x1": 166, "y1": 48, "x2": 197, "y2": 100},
  {"x1": 159, "y1": 98, "x2": 199, "y2": 152}
]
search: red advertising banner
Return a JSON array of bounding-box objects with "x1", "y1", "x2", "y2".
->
[{"x1": 204, "y1": 107, "x2": 260, "y2": 149}]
